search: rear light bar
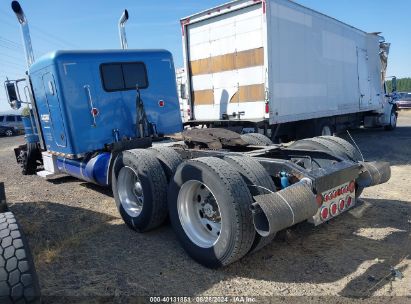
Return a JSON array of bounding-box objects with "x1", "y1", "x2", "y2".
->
[{"x1": 322, "y1": 181, "x2": 356, "y2": 203}]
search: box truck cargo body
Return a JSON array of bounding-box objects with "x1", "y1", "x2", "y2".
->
[{"x1": 181, "y1": 0, "x2": 396, "y2": 138}]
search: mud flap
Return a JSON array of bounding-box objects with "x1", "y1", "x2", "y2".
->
[
  {"x1": 250, "y1": 180, "x2": 318, "y2": 237},
  {"x1": 357, "y1": 161, "x2": 391, "y2": 188}
]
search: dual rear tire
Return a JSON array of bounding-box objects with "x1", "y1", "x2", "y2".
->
[
  {"x1": 112, "y1": 147, "x2": 277, "y2": 267},
  {"x1": 111, "y1": 147, "x2": 183, "y2": 232}
]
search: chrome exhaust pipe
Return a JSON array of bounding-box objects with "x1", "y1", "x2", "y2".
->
[
  {"x1": 11, "y1": 1, "x2": 35, "y2": 68},
  {"x1": 118, "y1": 9, "x2": 129, "y2": 49}
]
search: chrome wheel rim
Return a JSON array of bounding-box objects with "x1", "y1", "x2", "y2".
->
[
  {"x1": 5, "y1": 130, "x2": 12, "y2": 137},
  {"x1": 322, "y1": 126, "x2": 332, "y2": 136},
  {"x1": 177, "y1": 180, "x2": 222, "y2": 248},
  {"x1": 117, "y1": 166, "x2": 144, "y2": 217}
]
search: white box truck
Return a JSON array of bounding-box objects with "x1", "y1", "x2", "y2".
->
[{"x1": 180, "y1": 0, "x2": 397, "y2": 140}]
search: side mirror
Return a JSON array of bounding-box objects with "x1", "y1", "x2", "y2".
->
[
  {"x1": 391, "y1": 77, "x2": 397, "y2": 93},
  {"x1": 4, "y1": 81, "x2": 22, "y2": 110}
]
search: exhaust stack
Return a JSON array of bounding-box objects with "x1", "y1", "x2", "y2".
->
[
  {"x1": 11, "y1": 1, "x2": 35, "y2": 68},
  {"x1": 118, "y1": 9, "x2": 129, "y2": 49}
]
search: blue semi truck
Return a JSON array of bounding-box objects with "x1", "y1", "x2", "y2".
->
[{"x1": 3, "y1": 1, "x2": 391, "y2": 269}]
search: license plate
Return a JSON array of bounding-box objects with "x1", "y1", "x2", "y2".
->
[{"x1": 311, "y1": 181, "x2": 356, "y2": 226}]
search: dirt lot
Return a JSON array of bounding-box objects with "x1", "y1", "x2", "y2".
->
[{"x1": 0, "y1": 112, "x2": 410, "y2": 302}]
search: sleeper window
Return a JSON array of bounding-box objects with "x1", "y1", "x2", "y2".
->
[{"x1": 100, "y1": 62, "x2": 148, "y2": 92}]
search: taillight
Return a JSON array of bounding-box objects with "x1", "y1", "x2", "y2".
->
[
  {"x1": 316, "y1": 194, "x2": 323, "y2": 206},
  {"x1": 346, "y1": 196, "x2": 352, "y2": 208},
  {"x1": 330, "y1": 203, "x2": 338, "y2": 216},
  {"x1": 265, "y1": 102, "x2": 269, "y2": 114},
  {"x1": 339, "y1": 199, "x2": 345, "y2": 211},
  {"x1": 342, "y1": 186, "x2": 348, "y2": 194},
  {"x1": 348, "y1": 181, "x2": 356, "y2": 193},
  {"x1": 320, "y1": 207, "x2": 329, "y2": 220}
]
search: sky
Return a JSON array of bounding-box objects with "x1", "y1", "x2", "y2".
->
[{"x1": 0, "y1": 0, "x2": 410, "y2": 113}]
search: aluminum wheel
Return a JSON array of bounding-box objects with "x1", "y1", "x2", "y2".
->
[
  {"x1": 5, "y1": 130, "x2": 13, "y2": 137},
  {"x1": 177, "y1": 180, "x2": 222, "y2": 248},
  {"x1": 117, "y1": 166, "x2": 144, "y2": 217}
]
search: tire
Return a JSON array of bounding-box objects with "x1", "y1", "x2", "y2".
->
[
  {"x1": 149, "y1": 146, "x2": 183, "y2": 182},
  {"x1": 4, "y1": 130, "x2": 13, "y2": 137},
  {"x1": 289, "y1": 137, "x2": 348, "y2": 160},
  {"x1": 318, "y1": 136, "x2": 363, "y2": 162},
  {"x1": 22, "y1": 144, "x2": 40, "y2": 176},
  {"x1": 223, "y1": 155, "x2": 277, "y2": 253},
  {"x1": 112, "y1": 149, "x2": 168, "y2": 232},
  {"x1": 241, "y1": 133, "x2": 273, "y2": 146},
  {"x1": 290, "y1": 137, "x2": 364, "y2": 198},
  {"x1": 384, "y1": 108, "x2": 397, "y2": 131},
  {"x1": 168, "y1": 157, "x2": 255, "y2": 268},
  {"x1": 0, "y1": 212, "x2": 40, "y2": 304},
  {"x1": 311, "y1": 137, "x2": 365, "y2": 197}
]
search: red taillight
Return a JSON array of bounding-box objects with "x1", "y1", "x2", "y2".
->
[
  {"x1": 316, "y1": 194, "x2": 323, "y2": 206},
  {"x1": 330, "y1": 203, "x2": 338, "y2": 216},
  {"x1": 348, "y1": 181, "x2": 356, "y2": 193},
  {"x1": 346, "y1": 196, "x2": 352, "y2": 208},
  {"x1": 320, "y1": 207, "x2": 329, "y2": 220},
  {"x1": 342, "y1": 186, "x2": 348, "y2": 194},
  {"x1": 265, "y1": 102, "x2": 269, "y2": 114},
  {"x1": 339, "y1": 199, "x2": 345, "y2": 211},
  {"x1": 158, "y1": 100, "x2": 165, "y2": 107}
]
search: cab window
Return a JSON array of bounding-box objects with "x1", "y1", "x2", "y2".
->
[{"x1": 100, "y1": 62, "x2": 148, "y2": 92}]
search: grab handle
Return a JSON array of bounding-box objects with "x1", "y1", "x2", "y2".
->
[{"x1": 84, "y1": 85, "x2": 97, "y2": 126}]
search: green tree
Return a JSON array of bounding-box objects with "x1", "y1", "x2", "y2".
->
[{"x1": 386, "y1": 77, "x2": 411, "y2": 92}]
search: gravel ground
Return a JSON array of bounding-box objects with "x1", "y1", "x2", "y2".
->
[{"x1": 0, "y1": 112, "x2": 410, "y2": 302}]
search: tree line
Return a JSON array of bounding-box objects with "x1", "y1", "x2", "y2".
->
[{"x1": 386, "y1": 77, "x2": 411, "y2": 92}]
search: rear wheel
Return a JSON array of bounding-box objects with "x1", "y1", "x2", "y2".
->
[
  {"x1": 168, "y1": 157, "x2": 255, "y2": 268},
  {"x1": 290, "y1": 136, "x2": 364, "y2": 198},
  {"x1": 112, "y1": 149, "x2": 168, "y2": 232},
  {"x1": 0, "y1": 212, "x2": 40, "y2": 303},
  {"x1": 318, "y1": 136, "x2": 362, "y2": 162},
  {"x1": 148, "y1": 146, "x2": 183, "y2": 182},
  {"x1": 241, "y1": 133, "x2": 273, "y2": 146},
  {"x1": 223, "y1": 155, "x2": 277, "y2": 252}
]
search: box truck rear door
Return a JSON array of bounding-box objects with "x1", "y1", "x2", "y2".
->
[{"x1": 187, "y1": 4, "x2": 266, "y2": 120}]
